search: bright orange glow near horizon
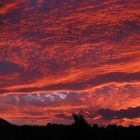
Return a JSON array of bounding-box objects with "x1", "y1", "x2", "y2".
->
[{"x1": 0, "y1": 0, "x2": 140, "y2": 126}]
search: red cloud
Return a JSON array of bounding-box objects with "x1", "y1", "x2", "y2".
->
[{"x1": 0, "y1": 0, "x2": 140, "y2": 126}]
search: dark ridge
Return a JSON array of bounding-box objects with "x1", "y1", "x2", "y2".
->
[{"x1": 0, "y1": 118, "x2": 13, "y2": 127}]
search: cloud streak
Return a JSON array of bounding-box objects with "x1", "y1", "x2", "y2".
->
[{"x1": 97, "y1": 106, "x2": 140, "y2": 119}]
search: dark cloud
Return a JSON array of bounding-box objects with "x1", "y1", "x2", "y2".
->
[
  {"x1": 55, "y1": 113, "x2": 72, "y2": 120},
  {"x1": 97, "y1": 106, "x2": 140, "y2": 120},
  {"x1": 0, "y1": 61, "x2": 24, "y2": 74},
  {"x1": 113, "y1": 20, "x2": 140, "y2": 42}
]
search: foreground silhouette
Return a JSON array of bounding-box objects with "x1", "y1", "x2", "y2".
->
[{"x1": 0, "y1": 114, "x2": 140, "y2": 140}]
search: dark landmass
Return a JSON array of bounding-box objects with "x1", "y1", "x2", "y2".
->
[{"x1": 0, "y1": 114, "x2": 140, "y2": 140}]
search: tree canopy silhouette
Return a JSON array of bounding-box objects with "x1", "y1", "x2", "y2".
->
[{"x1": 0, "y1": 115, "x2": 139, "y2": 140}]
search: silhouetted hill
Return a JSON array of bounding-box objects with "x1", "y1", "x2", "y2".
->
[
  {"x1": 0, "y1": 115, "x2": 140, "y2": 140},
  {"x1": 0, "y1": 118, "x2": 13, "y2": 127}
]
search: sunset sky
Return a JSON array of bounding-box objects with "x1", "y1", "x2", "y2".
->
[{"x1": 0, "y1": 0, "x2": 140, "y2": 126}]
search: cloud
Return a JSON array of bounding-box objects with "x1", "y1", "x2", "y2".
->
[
  {"x1": 55, "y1": 113, "x2": 72, "y2": 120},
  {"x1": 0, "y1": 0, "x2": 139, "y2": 126},
  {"x1": 0, "y1": 61, "x2": 24, "y2": 74},
  {"x1": 97, "y1": 106, "x2": 140, "y2": 120},
  {"x1": 0, "y1": 83, "x2": 140, "y2": 125},
  {"x1": 12, "y1": 71, "x2": 140, "y2": 93}
]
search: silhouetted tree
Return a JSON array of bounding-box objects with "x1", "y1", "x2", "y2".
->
[
  {"x1": 92, "y1": 124, "x2": 99, "y2": 129},
  {"x1": 72, "y1": 114, "x2": 89, "y2": 128}
]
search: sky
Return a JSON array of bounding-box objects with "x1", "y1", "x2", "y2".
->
[{"x1": 0, "y1": 0, "x2": 140, "y2": 126}]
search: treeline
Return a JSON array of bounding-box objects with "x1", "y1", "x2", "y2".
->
[{"x1": 0, "y1": 114, "x2": 140, "y2": 140}]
